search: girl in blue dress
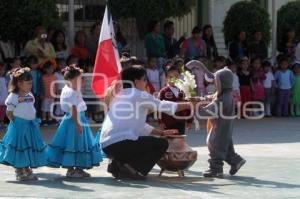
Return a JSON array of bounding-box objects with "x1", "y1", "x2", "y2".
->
[
  {"x1": 47, "y1": 65, "x2": 102, "y2": 178},
  {"x1": 0, "y1": 67, "x2": 47, "y2": 181}
]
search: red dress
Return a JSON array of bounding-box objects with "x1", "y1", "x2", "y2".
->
[{"x1": 251, "y1": 68, "x2": 266, "y2": 101}]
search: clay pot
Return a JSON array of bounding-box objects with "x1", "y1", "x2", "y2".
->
[{"x1": 157, "y1": 135, "x2": 197, "y2": 177}]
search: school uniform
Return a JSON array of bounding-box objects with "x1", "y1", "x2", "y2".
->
[
  {"x1": 274, "y1": 70, "x2": 295, "y2": 116},
  {"x1": 159, "y1": 85, "x2": 193, "y2": 134},
  {"x1": 263, "y1": 72, "x2": 275, "y2": 116}
]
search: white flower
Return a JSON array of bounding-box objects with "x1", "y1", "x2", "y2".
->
[{"x1": 174, "y1": 70, "x2": 197, "y2": 99}]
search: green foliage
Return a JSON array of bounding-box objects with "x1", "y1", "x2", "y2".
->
[
  {"x1": 0, "y1": 0, "x2": 62, "y2": 44},
  {"x1": 109, "y1": 0, "x2": 196, "y2": 36},
  {"x1": 277, "y1": 1, "x2": 300, "y2": 52},
  {"x1": 223, "y1": 1, "x2": 271, "y2": 46}
]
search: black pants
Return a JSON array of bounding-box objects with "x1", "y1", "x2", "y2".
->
[{"x1": 103, "y1": 136, "x2": 169, "y2": 176}]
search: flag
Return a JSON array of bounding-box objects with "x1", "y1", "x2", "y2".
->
[{"x1": 92, "y1": 5, "x2": 122, "y2": 98}]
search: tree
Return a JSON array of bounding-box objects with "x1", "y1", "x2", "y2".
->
[
  {"x1": 0, "y1": 0, "x2": 62, "y2": 52},
  {"x1": 109, "y1": 0, "x2": 196, "y2": 37},
  {"x1": 223, "y1": 1, "x2": 271, "y2": 47},
  {"x1": 277, "y1": 1, "x2": 300, "y2": 52}
]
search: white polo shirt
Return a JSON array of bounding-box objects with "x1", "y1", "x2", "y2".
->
[
  {"x1": 5, "y1": 92, "x2": 36, "y2": 120},
  {"x1": 100, "y1": 87, "x2": 178, "y2": 148}
]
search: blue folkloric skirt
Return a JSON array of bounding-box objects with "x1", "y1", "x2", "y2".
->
[
  {"x1": 0, "y1": 117, "x2": 47, "y2": 168},
  {"x1": 47, "y1": 112, "x2": 103, "y2": 169}
]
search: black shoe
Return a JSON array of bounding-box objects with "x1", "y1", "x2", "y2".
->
[
  {"x1": 229, "y1": 159, "x2": 246, "y2": 176},
  {"x1": 230, "y1": 159, "x2": 246, "y2": 176},
  {"x1": 49, "y1": 119, "x2": 58, "y2": 126},
  {"x1": 41, "y1": 120, "x2": 48, "y2": 127},
  {"x1": 203, "y1": 169, "x2": 223, "y2": 178},
  {"x1": 112, "y1": 161, "x2": 146, "y2": 180},
  {"x1": 107, "y1": 160, "x2": 119, "y2": 178}
]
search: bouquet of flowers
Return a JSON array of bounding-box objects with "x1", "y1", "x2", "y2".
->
[{"x1": 172, "y1": 67, "x2": 197, "y2": 99}]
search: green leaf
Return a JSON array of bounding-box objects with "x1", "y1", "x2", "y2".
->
[{"x1": 223, "y1": 1, "x2": 271, "y2": 47}]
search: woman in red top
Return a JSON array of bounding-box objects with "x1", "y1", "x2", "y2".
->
[{"x1": 70, "y1": 31, "x2": 89, "y2": 62}]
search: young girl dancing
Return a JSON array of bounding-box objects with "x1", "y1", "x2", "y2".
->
[
  {"x1": 47, "y1": 65, "x2": 102, "y2": 178},
  {"x1": 0, "y1": 67, "x2": 47, "y2": 181}
]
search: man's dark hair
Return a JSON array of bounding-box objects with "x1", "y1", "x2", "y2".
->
[{"x1": 121, "y1": 65, "x2": 146, "y2": 89}]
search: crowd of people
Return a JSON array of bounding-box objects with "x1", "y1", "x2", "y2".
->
[
  {"x1": 143, "y1": 20, "x2": 300, "y2": 120},
  {"x1": 1, "y1": 18, "x2": 300, "y2": 181},
  {"x1": 0, "y1": 21, "x2": 300, "y2": 130}
]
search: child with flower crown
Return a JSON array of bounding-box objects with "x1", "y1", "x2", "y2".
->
[
  {"x1": 0, "y1": 67, "x2": 47, "y2": 181},
  {"x1": 47, "y1": 65, "x2": 103, "y2": 178}
]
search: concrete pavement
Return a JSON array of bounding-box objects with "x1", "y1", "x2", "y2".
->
[{"x1": 0, "y1": 117, "x2": 299, "y2": 199}]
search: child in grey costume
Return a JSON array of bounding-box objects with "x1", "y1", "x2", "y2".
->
[{"x1": 187, "y1": 60, "x2": 246, "y2": 178}]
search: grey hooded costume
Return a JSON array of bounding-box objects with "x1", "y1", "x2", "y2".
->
[{"x1": 187, "y1": 60, "x2": 244, "y2": 173}]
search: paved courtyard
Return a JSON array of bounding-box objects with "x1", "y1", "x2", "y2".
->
[{"x1": 0, "y1": 118, "x2": 300, "y2": 199}]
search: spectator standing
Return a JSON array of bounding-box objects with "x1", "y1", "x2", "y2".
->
[
  {"x1": 290, "y1": 62, "x2": 300, "y2": 117},
  {"x1": 41, "y1": 61, "x2": 57, "y2": 126},
  {"x1": 144, "y1": 21, "x2": 166, "y2": 70},
  {"x1": 229, "y1": 30, "x2": 248, "y2": 63},
  {"x1": 274, "y1": 57, "x2": 295, "y2": 117},
  {"x1": 25, "y1": 26, "x2": 56, "y2": 65},
  {"x1": 27, "y1": 55, "x2": 42, "y2": 117},
  {"x1": 262, "y1": 60, "x2": 275, "y2": 117},
  {"x1": 51, "y1": 30, "x2": 69, "y2": 60},
  {"x1": 249, "y1": 31, "x2": 268, "y2": 60},
  {"x1": 145, "y1": 57, "x2": 162, "y2": 94},
  {"x1": 70, "y1": 31, "x2": 89, "y2": 65},
  {"x1": 180, "y1": 26, "x2": 207, "y2": 61},
  {"x1": 203, "y1": 24, "x2": 218, "y2": 61},
  {"x1": 115, "y1": 23, "x2": 128, "y2": 55},
  {"x1": 251, "y1": 57, "x2": 266, "y2": 116},
  {"x1": 54, "y1": 58, "x2": 66, "y2": 117},
  {"x1": 238, "y1": 57, "x2": 252, "y2": 117},
  {"x1": 87, "y1": 22, "x2": 101, "y2": 62},
  {"x1": 163, "y1": 20, "x2": 185, "y2": 59},
  {"x1": 281, "y1": 28, "x2": 298, "y2": 60}
]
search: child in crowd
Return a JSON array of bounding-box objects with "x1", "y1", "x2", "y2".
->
[
  {"x1": 83, "y1": 60, "x2": 103, "y2": 123},
  {"x1": 7, "y1": 57, "x2": 22, "y2": 81},
  {"x1": 146, "y1": 57, "x2": 163, "y2": 95},
  {"x1": 290, "y1": 62, "x2": 300, "y2": 116},
  {"x1": 158, "y1": 66, "x2": 193, "y2": 134},
  {"x1": 9, "y1": 57, "x2": 22, "y2": 70},
  {"x1": 41, "y1": 61, "x2": 58, "y2": 126},
  {"x1": 54, "y1": 58, "x2": 66, "y2": 117},
  {"x1": 47, "y1": 65, "x2": 102, "y2": 178},
  {"x1": 275, "y1": 57, "x2": 295, "y2": 117},
  {"x1": 27, "y1": 55, "x2": 42, "y2": 117},
  {"x1": 0, "y1": 63, "x2": 8, "y2": 129},
  {"x1": 228, "y1": 61, "x2": 241, "y2": 106},
  {"x1": 213, "y1": 56, "x2": 226, "y2": 72},
  {"x1": 262, "y1": 60, "x2": 276, "y2": 117},
  {"x1": 251, "y1": 58, "x2": 266, "y2": 116},
  {"x1": 238, "y1": 57, "x2": 252, "y2": 117},
  {"x1": 0, "y1": 67, "x2": 47, "y2": 181},
  {"x1": 66, "y1": 54, "x2": 79, "y2": 66}
]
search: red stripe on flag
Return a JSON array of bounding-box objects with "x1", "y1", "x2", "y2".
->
[{"x1": 92, "y1": 39, "x2": 120, "y2": 98}]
